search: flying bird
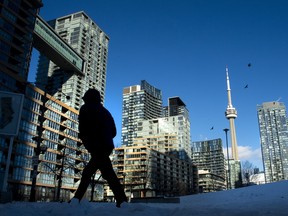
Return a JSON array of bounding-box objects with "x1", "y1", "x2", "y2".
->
[
  {"x1": 248, "y1": 63, "x2": 252, "y2": 67},
  {"x1": 244, "y1": 84, "x2": 248, "y2": 88},
  {"x1": 210, "y1": 126, "x2": 214, "y2": 130}
]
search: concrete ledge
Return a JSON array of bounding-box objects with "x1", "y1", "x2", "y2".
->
[{"x1": 131, "y1": 197, "x2": 180, "y2": 203}]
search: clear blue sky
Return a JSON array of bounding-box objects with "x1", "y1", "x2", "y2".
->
[{"x1": 29, "y1": 0, "x2": 288, "y2": 170}]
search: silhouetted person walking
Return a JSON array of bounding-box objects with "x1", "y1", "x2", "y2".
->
[{"x1": 71, "y1": 89, "x2": 127, "y2": 207}]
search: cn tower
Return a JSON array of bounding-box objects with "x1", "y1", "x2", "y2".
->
[{"x1": 225, "y1": 66, "x2": 239, "y2": 160}]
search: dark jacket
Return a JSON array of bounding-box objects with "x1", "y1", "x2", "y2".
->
[{"x1": 78, "y1": 89, "x2": 116, "y2": 156}]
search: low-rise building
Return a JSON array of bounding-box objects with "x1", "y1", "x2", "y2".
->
[{"x1": 111, "y1": 145, "x2": 198, "y2": 200}]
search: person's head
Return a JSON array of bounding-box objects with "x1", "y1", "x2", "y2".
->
[{"x1": 82, "y1": 88, "x2": 101, "y2": 104}]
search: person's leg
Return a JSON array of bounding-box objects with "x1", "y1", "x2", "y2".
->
[
  {"x1": 74, "y1": 157, "x2": 98, "y2": 200},
  {"x1": 99, "y1": 156, "x2": 127, "y2": 207}
]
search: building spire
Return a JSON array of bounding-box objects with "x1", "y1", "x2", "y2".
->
[{"x1": 226, "y1": 66, "x2": 233, "y2": 108}]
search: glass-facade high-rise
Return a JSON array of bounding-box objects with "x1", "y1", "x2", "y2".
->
[
  {"x1": 121, "y1": 80, "x2": 162, "y2": 146},
  {"x1": 192, "y1": 139, "x2": 225, "y2": 177},
  {"x1": 257, "y1": 102, "x2": 288, "y2": 183},
  {"x1": 164, "y1": 97, "x2": 192, "y2": 160},
  {"x1": 1, "y1": 83, "x2": 90, "y2": 202},
  {"x1": 0, "y1": 0, "x2": 43, "y2": 84},
  {"x1": 165, "y1": 97, "x2": 190, "y2": 120},
  {"x1": 0, "y1": 6, "x2": 110, "y2": 202},
  {"x1": 36, "y1": 11, "x2": 109, "y2": 110},
  {"x1": 135, "y1": 116, "x2": 191, "y2": 160},
  {"x1": 191, "y1": 139, "x2": 226, "y2": 191},
  {"x1": 122, "y1": 82, "x2": 192, "y2": 161},
  {"x1": 0, "y1": 1, "x2": 43, "y2": 201},
  {"x1": 119, "y1": 85, "x2": 197, "y2": 196}
]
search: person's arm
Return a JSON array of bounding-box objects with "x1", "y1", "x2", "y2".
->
[{"x1": 111, "y1": 116, "x2": 117, "y2": 138}]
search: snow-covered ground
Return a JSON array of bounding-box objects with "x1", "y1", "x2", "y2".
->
[{"x1": 1, "y1": 180, "x2": 287, "y2": 216}]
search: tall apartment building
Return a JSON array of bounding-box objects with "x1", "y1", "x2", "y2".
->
[
  {"x1": 122, "y1": 80, "x2": 162, "y2": 146},
  {"x1": 191, "y1": 139, "x2": 226, "y2": 192},
  {"x1": 1, "y1": 83, "x2": 93, "y2": 201},
  {"x1": 257, "y1": 102, "x2": 288, "y2": 183},
  {"x1": 134, "y1": 116, "x2": 192, "y2": 161},
  {"x1": 36, "y1": 11, "x2": 109, "y2": 110},
  {"x1": 1, "y1": 4, "x2": 108, "y2": 202},
  {"x1": 0, "y1": 0, "x2": 43, "y2": 86},
  {"x1": 163, "y1": 97, "x2": 192, "y2": 161},
  {"x1": 0, "y1": 0, "x2": 43, "y2": 202},
  {"x1": 133, "y1": 118, "x2": 178, "y2": 153},
  {"x1": 163, "y1": 97, "x2": 189, "y2": 120},
  {"x1": 119, "y1": 82, "x2": 197, "y2": 197},
  {"x1": 122, "y1": 81, "x2": 192, "y2": 160}
]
